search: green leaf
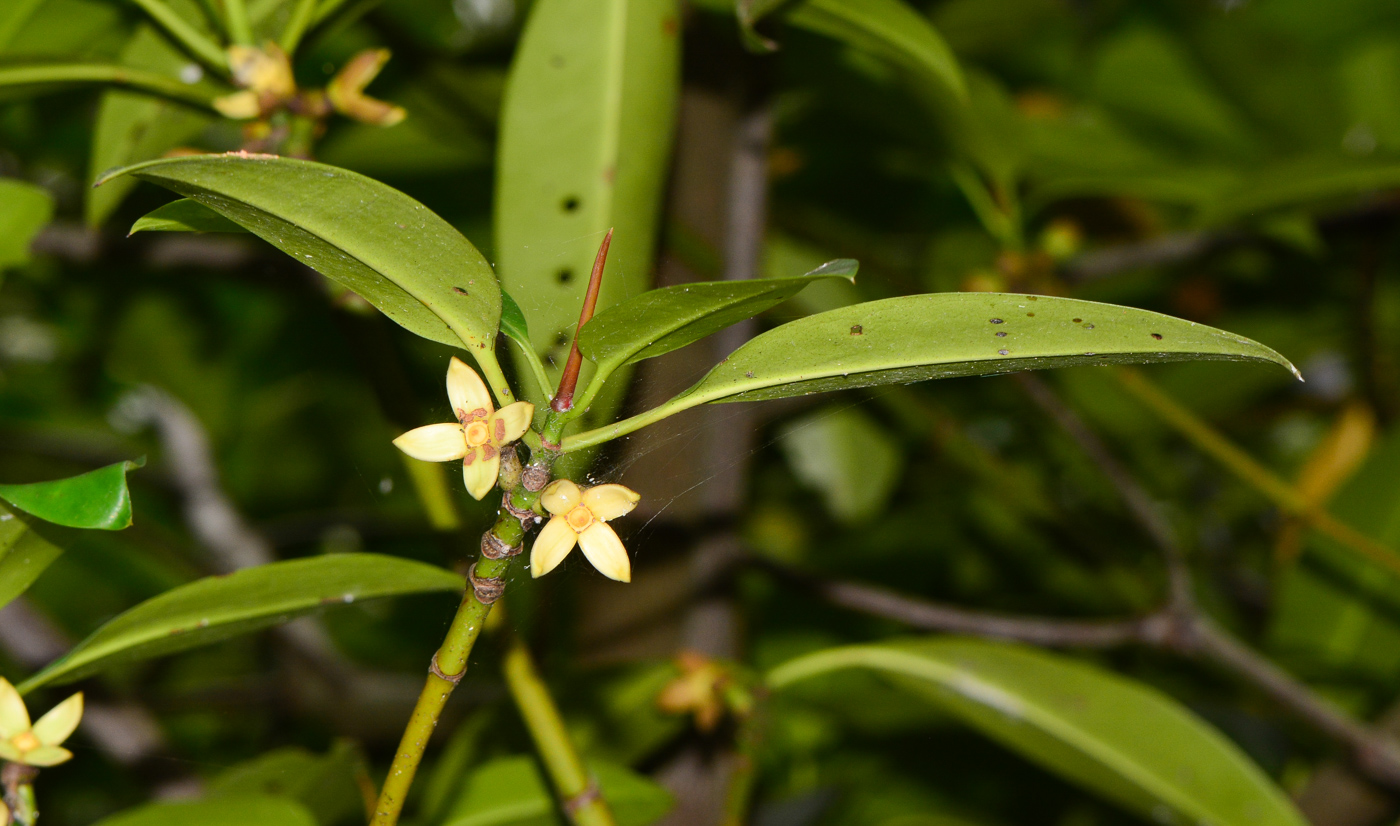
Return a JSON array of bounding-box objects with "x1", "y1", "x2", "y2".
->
[
  {"x1": 87, "y1": 22, "x2": 218, "y2": 227},
  {"x1": 210, "y1": 741, "x2": 366, "y2": 826},
  {"x1": 564, "y1": 293, "x2": 1298, "y2": 451},
  {"x1": 769, "y1": 638, "x2": 1306, "y2": 826},
  {"x1": 578, "y1": 259, "x2": 858, "y2": 377},
  {"x1": 442, "y1": 755, "x2": 673, "y2": 826},
  {"x1": 495, "y1": 0, "x2": 681, "y2": 426},
  {"x1": 0, "y1": 503, "x2": 65, "y2": 611},
  {"x1": 92, "y1": 796, "x2": 318, "y2": 826},
  {"x1": 778, "y1": 405, "x2": 903, "y2": 524},
  {"x1": 1201, "y1": 156, "x2": 1400, "y2": 225},
  {"x1": 778, "y1": 0, "x2": 966, "y2": 102},
  {"x1": 0, "y1": 0, "x2": 46, "y2": 51},
  {"x1": 130, "y1": 198, "x2": 249, "y2": 234},
  {"x1": 0, "y1": 459, "x2": 142, "y2": 530},
  {"x1": 0, "y1": 178, "x2": 54, "y2": 269},
  {"x1": 500, "y1": 289, "x2": 531, "y2": 352},
  {"x1": 19, "y1": 553, "x2": 464, "y2": 692},
  {"x1": 98, "y1": 153, "x2": 502, "y2": 353}
]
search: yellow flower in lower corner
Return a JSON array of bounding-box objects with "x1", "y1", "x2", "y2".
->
[
  {"x1": 0, "y1": 678, "x2": 82, "y2": 768},
  {"x1": 531, "y1": 480, "x2": 640, "y2": 582},
  {"x1": 393, "y1": 358, "x2": 534, "y2": 500}
]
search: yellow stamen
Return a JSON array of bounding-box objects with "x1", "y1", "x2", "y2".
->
[
  {"x1": 566, "y1": 506, "x2": 594, "y2": 532},
  {"x1": 464, "y1": 421, "x2": 490, "y2": 448},
  {"x1": 11, "y1": 731, "x2": 39, "y2": 753}
]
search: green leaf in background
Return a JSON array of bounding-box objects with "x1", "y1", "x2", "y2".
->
[
  {"x1": 499, "y1": 289, "x2": 532, "y2": 352},
  {"x1": 0, "y1": 0, "x2": 46, "y2": 51},
  {"x1": 0, "y1": 458, "x2": 142, "y2": 530},
  {"x1": 92, "y1": 796, "x2": 318, "y2": 826},
  {"x1": 778, "y1": 405, "x2": 903, "y2": 524},
  {"x1": 0, "y1": 178, "x2": 54, "y2": 269},
  {"x1": 1201, "y1": 156, "x2": 1400, "y2": 225},
  {"x1": 130, "y1": 198, "x2": 249, "y2": 234},
  {"x1": 0, "y1": 503, "x2": 65, "y2": 611},
  {"x1": 99, "y1": 154, "x2": 503, "y2": 353},
  {"x1": 19, "y1": 553, "x2": 464, "y2": 692},
  {"x1": 780, "y1": 0, "x2": 967, "y2": 103},
  {"x1": 495, "y1": 0, "x2": 681, "y2": 425},
  {"x1": 578, "y1": 259, "x2": 858, "y2": 378},
  {"x1": 87, "y1": 21, "x2": 218, "y2": 227},
  {"x1": 210, "y1": 741, "x2": 367, "y2": 826},
  {"x1": 441, "y1": 755, "x2": 673, "y2": 826},
  {"x1": 769, "y1": 638, "x2": 1306, "y2": 826},
  {"x1": 565, "y1": 293, "x2": 1297, "y2": 449}
]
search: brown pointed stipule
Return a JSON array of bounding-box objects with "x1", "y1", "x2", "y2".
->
[{"x1": 551, "y1": 228, "x2": 612, "y2": 413}]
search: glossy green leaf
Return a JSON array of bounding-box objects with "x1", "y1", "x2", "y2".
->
[
  {"x1": 87, "y1": 21, "x2": 218, "y2": 227},
  {"x1": 130, "y1": 198, "x2": 248, "y2": 234},
  {"x1": 775, "y1": 0, "x2": 966, "y2": 102},
  {"x1": 93, "y1": 796, "x2": 318, "y2": 826},
  {"x1": 98, "y1": 154, "x2": 502, "y2": 353},
  {"x1": 769, "y1": 638, "x2": 1306, "y2": 826},
  {"x1": 564, "y1": 293, "x2": 1297, "y2": 450},
  {"x1": 211, "y1": 741, "x2": 366, "y2": 826},
  {"x1": 0, "y1": 178, "x2": 54, "y2": 269},
  {"x1": 500, "y1": 289, "x2": 531, "y2": 351},
  {"x1": 0, "y1": 459, "x2": 142, "y2": 530},
  {"x1": 578, "y1": 259, "x2": 858, "y2": 375},
  {"x1": 0, "y1": 0, "x2": 47, "y2": 50},
  {"x1": 442, "y1": 755, "x2": 673, "y2": 826},
  {"x1": 19, "y1": 553, "x2": 464, "y2": 692},
  {"x1": 495, "y1": 0, "x2": 681, "y2": 426},
  {"x1": 0, "y1": 503, "x2": 65, "y2": 611}
]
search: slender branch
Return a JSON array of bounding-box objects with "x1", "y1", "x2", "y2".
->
[
  {"x1": 126, "y1": 0, "x2": 231, "y2": 72},
  {"x1": 1114, "y1": 367, "x2": 1400, "y2": 579},
  {"x1": 503, "y1": 636, "x2": 618, "y2": 826},
  {"x1": 550, "y1": 229, "x2": 612, "y2": 416},
  {"x1": 278, "y1": 0, "x2": 318, "y2": 52},
  {"x1": 0, "y1": 64, "x2": 222, "y2": 108}
]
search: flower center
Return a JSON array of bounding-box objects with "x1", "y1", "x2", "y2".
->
[
  {"x1": 464, "y1": 421, "x2": 490, "y2": 448},
  {"x1": 11, "y1": 731, "x2": 39, "y2": 753},
  {"x1": 566, "y1": 505, "x2": 594, "y2": 532}
]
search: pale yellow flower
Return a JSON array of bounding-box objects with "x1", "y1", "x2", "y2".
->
[
  {"x1": 393, "y1": 358, "x2": 534, "y2": 500},
  {"x1": 0, "y1": 678, "x2": 82, "y2": 768},
  {"x1": 531, "y1": 480, "x2": 639, "y2": 582}
]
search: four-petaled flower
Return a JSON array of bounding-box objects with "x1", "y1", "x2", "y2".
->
[
  {"x1": 393, "y1": 358, "x2": 534, "y2": 500},
  {"x1": 0, "y1": 678, "x2": 82, "y2": 767},
  {"x1": 532, "y1": 480, "x2": 639, "y2": 582}
]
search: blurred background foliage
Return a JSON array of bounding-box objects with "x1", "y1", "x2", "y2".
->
[{"x1": 5, "y1": 0, "x2": 1400, "y2": 825}]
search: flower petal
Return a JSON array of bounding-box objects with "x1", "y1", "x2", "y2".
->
[
  {"x1": 582, "y1": 484, "x2": 640, "y2": 522},
  {"x1": 393, "y1": 423, "x2": 466, "y2": 462},
  {"x1": 463, "y1": 450, "x2": 501, "y2": 500},
  {"x1": 0, "y1": 741, "x2": 21, "y2": 762},
  {"x1": 491, "y1": 402, "x2": 535, "y2": 445},
  {"x1": 448, "y1": 357, "x2": 493, "y2": 420},
  {"x1": 0, "y1": 678, "x2": 29, "y2": 738},
  {"x1": 32, "y1": 693, "x2": 82, "y2": 747},
  {"x1": 541, "y1": 479, "x2": 582, "y2": 516},
  {"x1": 21, "y1": 745, "x2": 73, "y2": 767},
  {"x1": 530, "y1": 516, "x2": 577, "y2": 578},
  {"x1": 578, "y1": 522, "x2": 631, "y2": 583}
]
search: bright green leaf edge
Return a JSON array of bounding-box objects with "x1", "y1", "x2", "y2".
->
[
  {"x1": 0, "y1": 503, "x2": 66, "y2": 611},
  {"x1": 19, "y1": 553, "x2": 464, "y2": 693},
  {"x1": 130, "y1": 198, "x2": 249, "y2": 234},
  {"x1": 562, "y1": 292, "x2": 1298, "y2": 451},
  {"x1": 0, "y1": 458, "x2": 144, "y2": 530},
  {"x1": 768, "y1": 638, "x2": 1306, "y2": 826}
]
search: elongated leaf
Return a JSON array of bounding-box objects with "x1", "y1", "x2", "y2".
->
[
  {"x1": 500, "y1": 289, "x2": 531, "y2": 352},
  {"x1": 130, "y1": 198, "x2": 248, "y2": 234},
  {"x1": 579, "y1": 259, "x2": 858, "y2": 375},
  {"x1": 19, "y1": 553, "x2": 464, "y2": 692},
  {"x1": 0, "y1": 178, "x2": 53, "y2": 269},
  {"x1": 770, "y1": 0, "x2": 966, "y2": 101},
  {"x1": 211, "y1": 742, "x2": 366, "y2": 826},
  {"x1": 87, "y1": 21, "x2": 218, "y2": 227},
  {"x1": 93, "y1": 796, "x2": 317, "y2": 826},
  {"x1": 442, "y1": 755, "x2": 673, "y2": 826},
  {"x1": 0, "y1": 503, "x2": 65, "y2": 611},
  {"x1": 564, "y1": 293, "x2": 1297, "y2": 450},
  {"x1": 0, "y1": 0, "x2": 47, "y2": 50},
  {"x1": 495, "y1": 0, "x2": 681, "y2": 425},
  {"x1": 98, "y1": 154, "x2": 502, "y2": 353},
  {"x1": 0, "y1": 459, "x2": 142, "y2": 530},
  {"x1": 769, "y1": 638, "x2": 1305, "y2": 826}
]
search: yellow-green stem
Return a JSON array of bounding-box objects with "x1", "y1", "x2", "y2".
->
[
  {"x1": 0, "y1": 64, "x2": 221, "y2": 108},
  {"x1": 278, "y1": 0, "x2": 318, "y2": 52},
  {"x1": 128, "y1": 0, "x2": 231, "y2": 71},
  {"x1": 223, "y1": 0, "x2": 255, "y2": 44},
  {"x1": 1116, "y1": 367, "x2": 1400, "y2": 576},
  {"x1": 400, "y1": 455, "x2": 461, "y2": 531},
  {"x1": 503, "y1": 639, "x2": 618, "y2": 826}
]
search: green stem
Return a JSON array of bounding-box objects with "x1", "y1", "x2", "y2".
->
[
  {"x1": 0, "y1": 64, "x2": 222, "y2": 108},
  {"x1": 560, "y1": 391, "x2": 698, "y2": 452},
  {"x1": 510, "y1": 340, "x2": 555, "y2": 409},
  {"x1": 503, "y1": 638, "x2": 618, "y2": 826},
  {"x1": 127, "y1": 0, "x2": 230, "y2": 72},
  {"x1": 222, "y1": 0, "x2": 254, "y2": 44},
  {"x1": 278, "y1": 0, "x2": 318, "y2": 52},
  {"x1": 2, "y1": 764, "x2": 38, "y2": 826}
]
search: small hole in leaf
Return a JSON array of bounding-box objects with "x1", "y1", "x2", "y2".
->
[
  {"x1": 1072, "y1": 318, "x2": 1082, "y2": 323},
  {"x1": 989, "y1": 318, "x2": 1004, "y2": 324},
  {"x1": 995, "y1": 331, "x2": 1007, "y2": 337},
  {"x1": 1151, "y1": 333, "x2": 1163, "y2": 340},
  {"x1": 553, "y1": 331, "x2": 569, "y2": 347},
  {"x1": 557, "y1": 268, "x2": 574, "y2": 285},
  {"x1": 561, "y1": 196, "x2": 580, "y2": 213}
]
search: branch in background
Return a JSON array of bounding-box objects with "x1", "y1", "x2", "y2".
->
[{"x1": 1063, "y1": 232, "x2": 1215, "y2": 282}]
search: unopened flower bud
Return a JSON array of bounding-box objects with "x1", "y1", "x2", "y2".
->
[{"x1": 327, "y1": 49, "x2": 406, "y2": 126}]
